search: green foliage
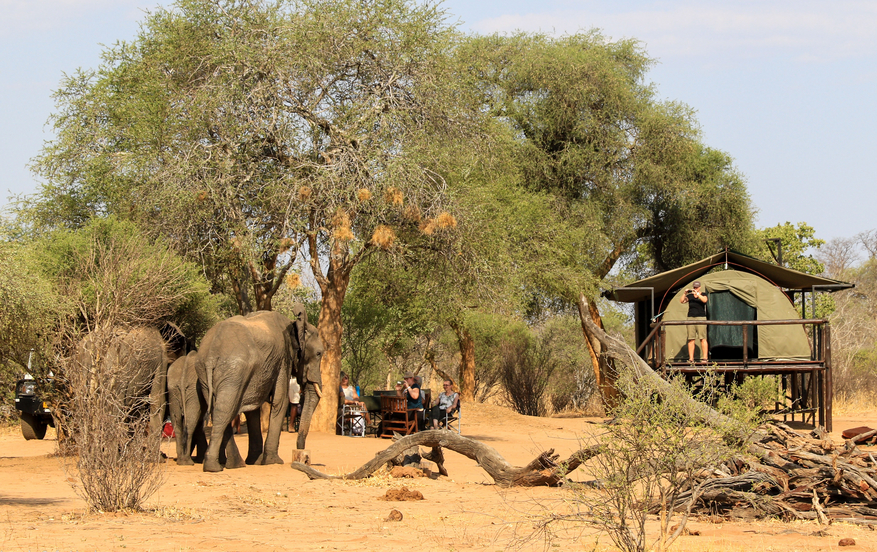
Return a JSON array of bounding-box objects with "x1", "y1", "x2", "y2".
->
[
  {"x1": 0, "y1": 239, "x2": 67, "y2": 369},
  {"x1": 758, "y1": 222, "x2": 832, "y2": 318},
  {"x1": 460, "y1": 31, "x2": 757, "y2": 296},
  {"x1": 716, "y1": 375, "x2": 782, "y2": 428},
  {"x1": 569, "y1": 372, "x2": 737, "y2": 552},
  {"x1": 758, "y1": 222, "x2": 825, "y2": 275},
  {"x1": 38, "y1": 216, "x2": 219, "y2": 338},
  {"x1": 542, "y1": 314, "x2": 598, "y2": 413},
  {"x1": 0, "y1": 230, "x2": 69, "y2": 414}
]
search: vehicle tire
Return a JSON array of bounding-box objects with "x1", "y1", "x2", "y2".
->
[{"x1": 20, "y1": 412, "x2": 48, "y2": 440}]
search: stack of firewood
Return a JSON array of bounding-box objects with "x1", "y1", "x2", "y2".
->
[{"x1": 676, "y1": 421, "x2": 877, "y2": 524}]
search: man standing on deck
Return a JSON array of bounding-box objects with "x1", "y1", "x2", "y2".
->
[{"x1": 681, "y1": 281, "x2": 709, "y2": 362}]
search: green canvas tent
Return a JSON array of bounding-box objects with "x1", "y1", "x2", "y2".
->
[
  {"x1": 603, "y1": 249, "x2": 853, "y2": 357},
  {"x1": 662, "y1": 270, "x2": 810, "y2": 360}
]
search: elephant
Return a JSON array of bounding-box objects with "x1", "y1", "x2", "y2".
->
[
  {"x1": 195, "y1": 307, "x2": 308, "y2": 472},
  {"x1": 167, "y1": 350, "x2": 207, "y2": 465},
  {"x1": 77, "y1": 325, "x2": 184, "y2": 443}
]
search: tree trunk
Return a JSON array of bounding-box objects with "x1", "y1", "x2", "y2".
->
[
  {"x1": 577, "y1": 294, "x2": 619, "y2": 409},
  {"x1": 451, "y1": 322, "x2": 476, "y2": 402},
  {"x1": 311, "y1": 257, "x2": 351, "y2": 433}
]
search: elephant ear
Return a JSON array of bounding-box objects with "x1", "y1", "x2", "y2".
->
[
  {"x1": 292, "y1": 303, "x2": 307, "y2": 354},
  {"x1": 291, "y1": 303, "x2": 307, "y2": 385}
]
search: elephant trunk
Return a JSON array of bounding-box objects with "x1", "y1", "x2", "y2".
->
[{"x1": 296, "y1": 383, "x2": 321, "y2": 450}]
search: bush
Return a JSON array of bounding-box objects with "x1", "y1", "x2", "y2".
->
[
  {"x1": 0, "y1": 237, "x2": 68, "y2": 411},
  {"x1": 498, "y1": 328, "x2": 560, "y2": 417},
  {"x1": 60, "y1": 328, "x2": 165, "y2": 511},
  {"x1": 567, "y1": 372, "x2": 738, "y2": 552},
  {"x1": 43, "y1": 217, "x2": 219, "y2": 511}
]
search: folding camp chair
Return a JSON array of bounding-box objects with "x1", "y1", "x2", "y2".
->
[
  {"x1": 338, "y1": 403, "x2": 366, "y2": 437},
  {"x1": 440, "y1": 402, "x2": 461, "y2": 434}
]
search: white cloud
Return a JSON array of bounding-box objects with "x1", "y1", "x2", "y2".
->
[{"x1": 469, "y1": 1, "x2": 877, "y2": 63}]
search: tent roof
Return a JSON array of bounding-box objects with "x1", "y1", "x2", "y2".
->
[{"x1": 603, "y1": 249, "x2": 854, "y2": 303}]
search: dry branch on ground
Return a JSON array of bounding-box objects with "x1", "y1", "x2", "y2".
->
[{"x1": 290, "y1": 429, "x2": 599, "y2": 487}]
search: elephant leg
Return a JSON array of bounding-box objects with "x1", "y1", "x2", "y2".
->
[
  {"x1": 243, "y1": 409, "x2": 263, "y2": 465},
  {"x1": 223, "y1": 421, "x2": 246, "y2": 469},
  {"x1": 257, "y1": 374, "x2": 287, "y2": 465},
  {"x1": 191, "y1": 382, "x2": 208, "y2": 463},
  {"x1": 148, "y1": 360, "x2": 168, "y2": 452},
  {"x1": 204, "y1": 417, "x2": 229, "y2": 472},
  {"x1": 296, "y1": 383, "x2": 321, "y2": 450},
  {"x1": 204, "y1": 378, "x2": 248, "y2": 472},
  {"x1": 169, "y1": 388, "x2": 192, "y2": 466},
  {"x1": 203, "y1": 402, "x2": 238, "y2": 472},
  {"x1": 192, "y1": 419, "x2": 208, "y2": 463}
]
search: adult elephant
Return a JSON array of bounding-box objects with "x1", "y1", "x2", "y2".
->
[
  {"x1": 167, "y1": 350, "x2": 207, "y2": 465},
  {"x1": 78, "y1": 326, "x2": 178, "y2": 441},
  {"x1": 196, "y1": 307, "x2": 307, "y2": 473}
]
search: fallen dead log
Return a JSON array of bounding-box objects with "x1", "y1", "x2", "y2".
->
[{"x1": 290, "y1": 429, "x2": 600, "y2": 487}]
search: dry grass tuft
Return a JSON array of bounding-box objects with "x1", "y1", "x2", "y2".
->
[
  {"x1": 278, "y1": 237, "x2": 295, "y2": 254},
  {"x1": 333, "y1": 226, "x2": 354, "y2": 242},
  {"x1": 147, "y1": 505, "x2": 205, "y2": 522},
  {"x1": 402, "y1": 205, "x2": 421, "y2": 222},
  {"x1": 834, "y1": 392, "x2": 877, "y2": 416},
  {"x1": 286, "y1": 273, "x2": 301, "y2": 289},
  {"x1": 357, "y1": 188, "x2": 372, "y2": 201}
]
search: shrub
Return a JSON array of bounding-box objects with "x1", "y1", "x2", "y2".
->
[
  {"x1": 566, "y1": 372, "x2": 739, "y2": 552},
  {"x1": 59, "y1": 327, "x2": 165, "y2": 511}
]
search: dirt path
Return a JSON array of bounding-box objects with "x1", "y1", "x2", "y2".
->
[{"x1": 2, "y1": 405, "x2": 876, "y2": 551}]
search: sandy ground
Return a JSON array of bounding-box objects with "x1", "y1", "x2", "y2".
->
[{"x1": 2, "y1": 404, "x2": 877, "y2": 551}]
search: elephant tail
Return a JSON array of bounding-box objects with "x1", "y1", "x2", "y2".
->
[{"x1": 206, "y1": 362, "x2": 214, "y2": 417}]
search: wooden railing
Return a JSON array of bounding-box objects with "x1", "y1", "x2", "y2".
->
[{"x1": 636, "y1": 318, "x2": 833, "y2": 431}]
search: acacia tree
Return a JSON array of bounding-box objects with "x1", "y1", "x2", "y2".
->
[
  {"x1": 460, "y1": 32, "x2": 757, "y2": 404},
  {"x1": 25, "y1": 0, "x2": 484, "y2": 430}
]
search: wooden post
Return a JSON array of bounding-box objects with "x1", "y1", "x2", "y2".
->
[{"x1": 825, "y1": 324, "x2": 833, "y2": 432}]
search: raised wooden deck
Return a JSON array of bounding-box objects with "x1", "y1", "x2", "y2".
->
[{"x1": 639, "y1": 319, "x2": 832, "y2": 431}]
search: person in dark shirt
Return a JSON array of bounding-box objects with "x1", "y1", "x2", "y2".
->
[
  {"x1": 680, "y1": 281, "x2": 708, "y2": 362},
  {"x1": 398, "y1": 372, "x2": 425, "y2": 429}
]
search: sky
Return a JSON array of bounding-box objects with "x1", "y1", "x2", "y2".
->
[{"x1": 1, "y1": 0, "x2": 875, "y2": 246}]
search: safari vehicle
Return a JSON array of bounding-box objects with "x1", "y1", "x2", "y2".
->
[{"x1": 13, "y1": 352, "x2": 55, "y2": 440}]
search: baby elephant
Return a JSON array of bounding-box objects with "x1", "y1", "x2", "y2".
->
[{"x1": 167, "y1": 351, "x2": 207, "y2": 465}]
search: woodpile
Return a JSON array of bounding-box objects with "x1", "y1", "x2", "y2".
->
[{"x1": 678, "y1": 421, "x2": 877, "y2": 524}]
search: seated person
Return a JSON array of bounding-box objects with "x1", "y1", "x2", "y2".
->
[
  {"x1": 398, "y1": 372, "x2": 424, "y2": 429},
  {"x1": 429, "y1": 379, "x2": 460, "y2": 429},
  {"x1": 339, "y1": 372, "x2": 370, "y2": 426}
]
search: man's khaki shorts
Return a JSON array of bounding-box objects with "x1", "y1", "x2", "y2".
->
[{"x1": 687, "y1": 317, "x2": 707, "y2": 340}]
